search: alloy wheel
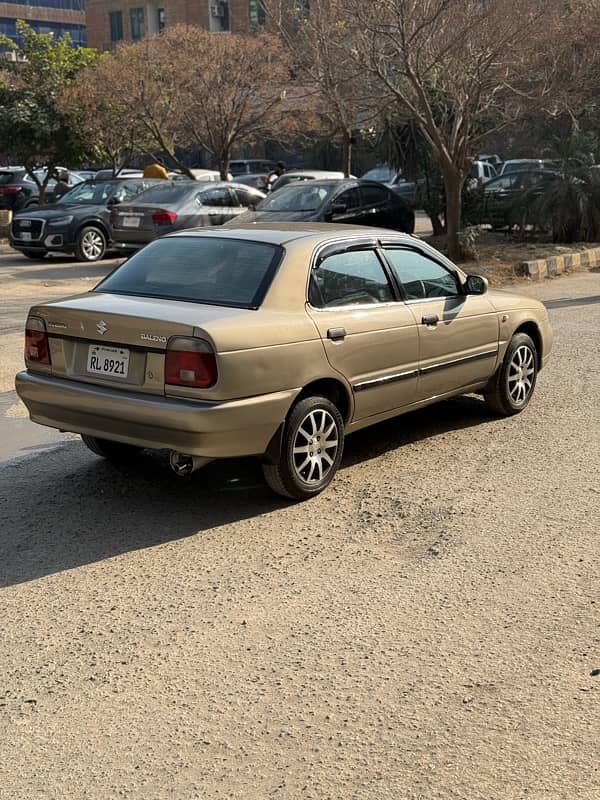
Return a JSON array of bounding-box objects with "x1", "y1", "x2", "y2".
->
[
  {"x1": 507, "y1": 344, "x2": 535, "y2": 405},
  {"x1": 81, "y1": 230, "x2": 104, "y2": 260},
  {"x1": 292, "y1": 408, "x2": 339, "y2": 484}
]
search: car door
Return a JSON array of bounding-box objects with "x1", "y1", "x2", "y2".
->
[
  {"x1": 381, "y1": 244, "x2": 499, "y2": 401},
  {"x1": 306, "y1": 242, "x2": 420, "y2": 420},
  {"x1": 359, "y1": 183, "x2": 395, "y2": 228},
  {"x1": 482, "y1": 174, "x2": 520, "y2": 226},
  {"x1": 327, "y1": 186, "x2": 363, "y2": 224}
]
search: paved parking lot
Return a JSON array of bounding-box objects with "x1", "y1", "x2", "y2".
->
[{"x1": 1, "y1": 248, "x2": 599, "y2": 799}]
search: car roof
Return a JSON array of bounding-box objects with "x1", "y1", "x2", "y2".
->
[
  {"x1": 231, "y1": 159, "x2": 274, "y2": 164},
  {"x1": 503, "y1": 158, "x2": 543, "y2": 164},
  {"x1": 167, "y1": 221, "x2": 414, "y2": 246},
  {"x1": 86, "y1": 177, "x2": 164, "y2": 183},
  {"x1": 282, "y1": 170, "x2": 347, "y2": 177}
]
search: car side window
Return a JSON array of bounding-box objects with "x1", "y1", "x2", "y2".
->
[
  {"x1": 200, "y1": 187, "x2": 234, "y2": 207},
  {"x1": 233, "y1": 188, "x2": 258, "y2": 207},
  {"x1": 310, "y1": 249, "x2": 394, "y2": 308},
  {"x1": 485, "y1": 175, "x2": 518, "y2": 191},
  {"x1": 360, "y1": 184, "x2": 389, "y2": 206},
  {"x1": 384, "y1": 249, "x2": 460, "y2": 300},
  {"x1": 334, "y1": 187, "x2": 361, "y2": 210}
]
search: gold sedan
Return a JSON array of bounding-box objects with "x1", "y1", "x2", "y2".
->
[{"x1": 16, "y1": 223, "x2": 552, "y2": 499}]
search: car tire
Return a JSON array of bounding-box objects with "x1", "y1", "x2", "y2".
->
[
  {"x1": 262, "y1": 395, "x2": 344, "y2": 500},
  {"x1": 485, "y1": 332, "x2": 538, "y2": 416},
  {"x1": 75, "y1": 226, "x2": 107, "y2": 262},
  {"x1": 21, "y1": 249, "x2": 48, "y2": 259},
  {"x1": 81, "y1": 434, "x2": 142, "y2": 463}
]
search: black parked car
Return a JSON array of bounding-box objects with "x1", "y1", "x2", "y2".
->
[
  {"x1": 231, "y1": 179, "x2": 415, "y2": 232},
  {"x1": 0, "y1": 168, "x2": 84, "y2": 212},
  {"x1": 111, "y1": 181, "x2": 266, "y2": 252},
  {"x1": 473, "y1": 170, "x2": 558, "y2": 228},
  {"x1": 9, "y1": 178, "x2": 164, "y2": 262}
]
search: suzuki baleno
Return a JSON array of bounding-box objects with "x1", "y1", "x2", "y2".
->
[{"x1": 16, "y1": 223, "x2": 552, "y2": 499}]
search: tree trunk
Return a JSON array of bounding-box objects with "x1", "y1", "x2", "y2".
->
[
  {"x1": 341, "y1": 128, "x2": 352, "y2": 177},
  {"x1": 429, "y1": 213, "x2": 444, "y2": 236},
  {"x1": 218, "y1": 150, "x2": 230, "y2": 181},
  {"x1": 443, "y1": 170, "x2": 464, "y2": 261}
]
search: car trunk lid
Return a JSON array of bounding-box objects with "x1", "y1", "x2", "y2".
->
[
  {"x1": 30, "y1": 292, "x2": 241, "y2": 395},
  {"x1": 112, "y1": 205, "x2": 170, "y2": 231}
]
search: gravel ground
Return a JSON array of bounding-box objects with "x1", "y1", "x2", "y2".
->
[{"x1": 0, "y1": 250, "x2": 599, "y2": 800}]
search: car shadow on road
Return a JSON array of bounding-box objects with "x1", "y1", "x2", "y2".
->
[
  {"x1": 343, "y1": 394, "x2": 491, "y2": 467},
  {"x1": 0, "y1": 395, "x2": 494, "y2": 588}
]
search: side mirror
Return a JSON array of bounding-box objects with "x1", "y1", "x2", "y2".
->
[{"x1": 465, "y1": 274, "x2": 488, "y2": 295}]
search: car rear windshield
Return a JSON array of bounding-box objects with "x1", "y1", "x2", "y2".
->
[
  {"x1": 95, "y1": 236, "x2": 283, "y2": 309},
  {"x1": 129, "y1": 184, "x2": 199, "y2": 204},
  {"x1": 0, "y1": 171, "x2": 19, "y2": 184}
]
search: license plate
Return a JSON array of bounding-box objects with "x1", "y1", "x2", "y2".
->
[
  {"x1": 87, "y1": 344, "x2": 130, "y2": 378},
  {"x1": 123, "y1": 216, "x2": 140, "y2": 228},
  {"x1": 19, "y1": 232, "x2": 32, "y2": 242}
]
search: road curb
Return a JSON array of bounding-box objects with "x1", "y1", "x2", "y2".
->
[{"x1": 519, "y1": 247, "x2": 600, "y2": 279}]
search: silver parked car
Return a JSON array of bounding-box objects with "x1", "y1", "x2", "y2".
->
[{"x1": 111, "y1": 181, "x2": 265, "y2": 252}]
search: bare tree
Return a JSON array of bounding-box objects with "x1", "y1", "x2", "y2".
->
[
  {"x1": 160, "y1": 26, "x2": 297, "y2": 179},
  {"x1": 346, "y1": 0, "x2": 572, "y2": 258},
  {"x1": 63, "y1": 55, "x2": 151, "y2": 176},
  {"x1": 79, "y1": 27, "x2": 299, "y2": 180},
  {"x1": 108, "y1": 37, "x2": 195, "y2": 177},
  {"x1": 263, "y1": 0, "x2": 376, "y2": 176}
]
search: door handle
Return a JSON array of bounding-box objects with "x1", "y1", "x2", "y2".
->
[
  {"x1": 327, "y1": 327, "x2": 346, "y2": 341},
  {"x1": 421, "y1": 314, "x2": 439, "y2": 327}
]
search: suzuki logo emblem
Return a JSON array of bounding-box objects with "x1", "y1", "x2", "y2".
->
[{"x1": 96, "y1": 320, "x2": 108, "y2": 336}]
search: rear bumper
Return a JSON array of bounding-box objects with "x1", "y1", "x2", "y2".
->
[
  {"x1": 113, "y1": 230, "x2": 156, "y2": 251},
  {"x1": 15, "y1": 370, "x2": 299, "y2": 458}
]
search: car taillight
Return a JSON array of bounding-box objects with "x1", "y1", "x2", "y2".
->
[
  {"x1": 152, "y1": 210, "x2": 177, "y2": 224},
  {"x1": 25, "y1": 316, "x2": 51, "y2": 365},
  {"x1": 0, "y1": 185, "x2": 22, "y2": 195},
  {"x1": 165, "y1": 337, "x2": 217, "y2": 388}
]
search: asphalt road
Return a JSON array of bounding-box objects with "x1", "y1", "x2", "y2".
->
[{"x1": 0, "y1": 248, "x2": 599, "y2": 799}]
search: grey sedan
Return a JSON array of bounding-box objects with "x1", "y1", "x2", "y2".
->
[{"x1": 111, "y1": 181, "x2": 265, "y2": 252}]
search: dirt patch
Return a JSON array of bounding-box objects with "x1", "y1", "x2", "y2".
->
[{"x1": 425, "y1": 230, "x2": 600, "y2": 286}]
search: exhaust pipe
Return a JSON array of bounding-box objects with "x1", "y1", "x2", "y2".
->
[{"x1": 169, "y1": 451, "x2": 211, "y2": 477}]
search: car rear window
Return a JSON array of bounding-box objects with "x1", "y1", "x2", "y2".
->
[
  {"x1": 95, "y1": 236, "x2": 283, "y2": 309},
  {"x1": 0, "y1": 172, "x2": 18, "y2": 184},
  {"x1": 130, "y1": 184, "x2": 199, "y2": 203}
]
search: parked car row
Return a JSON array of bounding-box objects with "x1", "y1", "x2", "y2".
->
[
  {"x1": 8, "y1": 178, "x2": 267, "y2": 261},
  {"x1": 9, "y1": 173, "x2": 415, "y2": 262}
]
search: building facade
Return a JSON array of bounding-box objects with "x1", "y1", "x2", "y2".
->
[
  {"x1": 0, "y1": 0, "x2": 87, "y2": 47},
  {"x1": 85, "y1": 0, "x2": 272, "y2": 50}
]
